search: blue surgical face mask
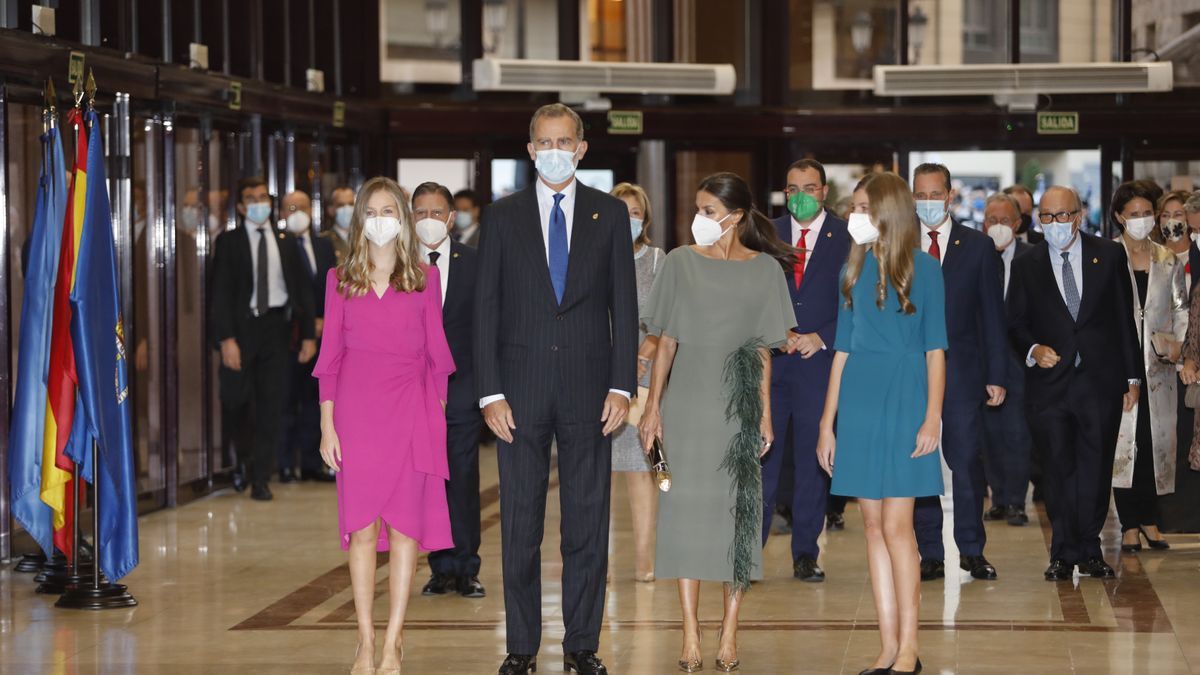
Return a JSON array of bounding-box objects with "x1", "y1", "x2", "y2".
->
[
  {"x1": 1043, "y1": 221, "x2": 1077, "y2": 250},
  {"x1": 245, "y1": 202, "x2": 271, "y2": 225},
  {"x1": 630, "y1": 217, "x2": 644, "y2": 242},
  {"x1": 454, "y1": 211, "x2": 473, "y2": 230},
  {"x1": 915, "y1": 200, "x2": 948, "y2": 227},
  {"x1": 334, "y1": 205, "x2": 354, "y2": 230},
  {"x1": 534, "y1": 148, "x2": 579, "y2": 185}
]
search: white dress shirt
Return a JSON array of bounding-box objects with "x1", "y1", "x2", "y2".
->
[
  {"x1": 296, "y1": 229, "x2": 317, "y2": 272},
  {"x1": 790, "y1": 209, "x2": 826, "y2": 268},
  {"x1": 246, "y1": 223, "x2": 289, "y2": 312},
  {"x1": 420, "y1": 236, "x2": 452, "y2": 306},
  {"x1": 457, "y1": 223, "x2": 479, "y2": 245},
  {"x1": 1000, "y1": 241, "x2": 1016, "y2": 298},
  {"x1": 920, "y1": 217, "x2": 953, "y2": 265},
  {"x1": 479, "y1": 179, "x2": 629, "y2": 409}
]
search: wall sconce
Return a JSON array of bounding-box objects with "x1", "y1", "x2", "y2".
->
[
  {"x1": 909, "y1": 6, "x2": 929, "y2": 65},
  {"x1": 851, "y1": 10, "x2": 873, "y2": 55},
  {"x1": 425, "y1": 0, "x2": 450, "y2": 48},
  {"x1": 484, "y1": 0, "x2": 509, "y2": 55}
]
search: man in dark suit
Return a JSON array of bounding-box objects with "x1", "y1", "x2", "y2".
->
[
  {"x1": 277, "y1": 190, "x2": 336, "y2": 483},
  {"x1": 454, "y1": 189, "x2": 483, "y2": 247},
  {"x1": 474, "y1": 104, "x2": 638, "y2": 675},
  {"x1": 1007, "y1": 185, "x2": 1142, "y2": 581},
  {"x1": 210, "y1": 177, "x2": 316, "y2": 501},
  {"x1": 760, "y1": 159, "x2": 850, "y2": 583},
  {"x1": 1185, "y1": 191, "x2": 1200, "y2": 287},
  {"x1": 1005, "y1": 184, "x2": 1043, "y2": 245},
  {"x1": 981, "y1": 193, "x2": 1035, "y2": 527},
  {"x1": 322, "y1": 185, "x2": 355, "y2": 264},
  {"x1": 911, "y1": 164, "x2": 1008, "y2": 582},
  {"x1": 411, "y1": 182, "x2": 487, "y2": 600}
]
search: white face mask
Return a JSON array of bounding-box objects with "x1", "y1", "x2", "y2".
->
[
  {"x1": 1123, "y1": 215, "x2": 1155, "y2": 241},
  {"x1": 363, "y1": 216, "x2": 402, "y2": 247},
  {"x1": 846, "y1": 212, "x2": 879, "y2": 245},
  {"x1": 285, "y1": 211, "x2": 311, "y2": 235},
  {"x1": 1192, "y1": 232, "x2": 1200, "y2": 244},
  {"x1": 690, "y1": 211, "x2": 735, "y2": 246},
  {"x1": 415, "y1": 216, "x2": 451, "y2": 248},
  {"x1": 987, "y1": 224, "x2": 1015, "y2": 250}
]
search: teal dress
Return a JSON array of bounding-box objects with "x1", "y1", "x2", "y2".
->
[{"x1": 831, "y1": 249, "x2": 947, "y2": 499}]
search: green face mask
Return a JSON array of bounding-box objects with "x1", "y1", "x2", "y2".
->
[{"x1": 787, "y1": 190, "x2": 821, "y2": 222}]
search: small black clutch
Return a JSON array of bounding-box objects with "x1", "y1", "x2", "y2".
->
[{"x1": 649, "y1": 438, "x2": 671, "y2": 492}]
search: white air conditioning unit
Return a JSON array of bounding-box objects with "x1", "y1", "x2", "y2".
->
[
  {"x1": 873, "y1": 62, "x2": 1173, "y2": 97},
  {"x1": 472, "y1": 58, "x2": 737, "y2": 96}
]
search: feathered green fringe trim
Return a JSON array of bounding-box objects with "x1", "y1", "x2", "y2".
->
[{"x1": 719, "y1": 338, "x2": 766, "y2": 593}]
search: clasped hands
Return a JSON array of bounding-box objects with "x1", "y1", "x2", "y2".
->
[{"x1": 783, "y1": 331, "x2": 823, "y2": 358}]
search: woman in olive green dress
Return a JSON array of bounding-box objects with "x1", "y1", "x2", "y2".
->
[{"x1": 638, "y1": 173, "x2": 798, "y2": 673}]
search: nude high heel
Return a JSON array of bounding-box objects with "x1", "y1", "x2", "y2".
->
[
  {"x1": 350, "y1": 642, "x2": 375, "y2": 675},
  {"x1": 677, "y1": 629, "x2": 702, "y2": 672},
  {"x1": 715, "y1": 627, "x2": 739, "y2": 672},
  {"x1": 377, "y1": 646, "x2": 403, "y2": 675}
]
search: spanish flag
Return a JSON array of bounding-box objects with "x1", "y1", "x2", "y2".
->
[{"x1": 40, "y1": 108, "x2": 88, "y2": 560}]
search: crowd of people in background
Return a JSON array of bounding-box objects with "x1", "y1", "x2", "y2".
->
[{"x1": 204, "y1": 102, "x2": 1200, "y2": 675}]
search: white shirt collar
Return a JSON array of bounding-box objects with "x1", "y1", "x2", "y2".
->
[
  {"x1": 1054, "y1": 231, "x2": 1084, "y2": 262},
  {"x1": 1001, "y1": 241, "x2": 1016, "y2": 263},
  {"x1": 420, "y1": 236, "x2": 453, "y2": 260},
  {"x1": 536, "y1": 177, "x2": 577, "y2": 206},
  {"x1": 790, "y1": 209, "x2": 827, "y2": 245},
  {"x1": 921, "y1": 215, "x2": 953, "y2": 239}
]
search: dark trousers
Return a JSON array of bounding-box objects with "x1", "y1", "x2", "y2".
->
[
  {"x1": 498, "y1": 414, "x2": 611, "y2": 655},
  {"x1": 1027, "y1": 377, "x2": 1122, "y2": 564},
  {"x1": 915, "y1": 401, "x2": 988, "y2": 560},
  {"x1": 218, "y1": 310, "x2": 289, "y2": 488},
  {"x1": 761, "y1": 400, "x2": 829, "y2": 561},
  {"x1": 429, "y1": 411, "x2": 483, "y2": 577},
  {"x1": 982, "y1": 356, "x2": 1033, "y2": 509},
  {"x1": 828, "y1": 495, "x2": 848, "y2": 515},
  {"x1": 278, "y1": 351, "x2": 322, "y2": 474},
  {"x1": 1114, "y1": 387, "x2": 1160, "y2": 531}
]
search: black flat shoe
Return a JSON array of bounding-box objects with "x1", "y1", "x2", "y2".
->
[
  {"x1": 1139, "y1": 526, "x2": 1170, "y2": 550},
  {"x1": 1078, "y1": 557, "x2": 1115, "y2": 579},
  {"x1": 889, "y1": 658, "x2": 922, "y2": 675},
  {"x1": 279, "y1": 468, "x2": 298, "y2": 484},
  {"x1": 250, "y1": 483, "x2": 273, "y2": 501},
  {"x1": 919, "y1": 559, "x2": 944, "y2": 581},
  {"x1": 793, "y1": 556, "x2": 825, "y2": 582},
  {"x1": 1005, "y1": 505, "x2": 1028, "y2": 527},
  {"x1": 564, "y1": 650, "x2": 606, "y2": 674},
  {"x1": 1044, "y1": 559, "x2": 1072, "y2": 581},
  {"x1": 458, "y1": 575, "x2": 486, "y2": 598},
  {"x1": 960, "y1": 555, "x2": 997, "y2": 580},
  {"x1": 984, "y1": 505, "x2": 1006, "y2": 521},
  {"x1": 858, "y1": 666, "x2": 893, "y2": 675},
  {"x1": 497, "y1": 653, "x2": 537, "y2": 674},
  {"x1": 826, "y1": 512, "x2": 846, "y2": 531},
  {"x1": 421, "y1": 574, "x2": 457, "y2": 596}
]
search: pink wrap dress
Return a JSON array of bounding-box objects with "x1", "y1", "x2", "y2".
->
[{"x1": 313, "y1": 266, "x2": 455, "y2": 552}]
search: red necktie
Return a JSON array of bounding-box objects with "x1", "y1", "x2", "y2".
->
[
  {"x1": 794, "y1": 228, "x2": 809, "y2": 288},
  {"x1": 928, "y1": 230, "x2": 941, "y2": 262}
]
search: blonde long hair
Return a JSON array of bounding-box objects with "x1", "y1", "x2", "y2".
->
[
  {"x1": 841, "y1": 172, "x2": 919, "y2": 315},
  {"x1": 611, "y1": 182, "x2": 652, "y2": 247},
  {"x1": 336, "y1": 177, "x2": 426, "y2": 297}
]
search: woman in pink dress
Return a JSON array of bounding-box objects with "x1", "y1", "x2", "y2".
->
[{"x1": 313, "y1": 176, "x2": 455, "y2": 674}]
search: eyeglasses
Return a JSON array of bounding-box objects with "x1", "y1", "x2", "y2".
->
[
  {"x1": 1037, "y1": 209, "x2": 1080, "y2": 224},
  {"x1": 984, "y1": 218, "x2": 1013, "y2": 227},
  {"x1": 784, "y1": 185, "x2": 822, "y2": 197}
]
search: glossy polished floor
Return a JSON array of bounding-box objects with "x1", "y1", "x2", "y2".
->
[{"x1": 3, "y1": 445, "x2": 1200, "y2": 674}]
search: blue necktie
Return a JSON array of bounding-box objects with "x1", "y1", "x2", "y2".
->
[{"x1": 549, "y1": 193, "x2": 568, "y2": 304}]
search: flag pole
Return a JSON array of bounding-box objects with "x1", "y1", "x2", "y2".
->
[{"x1": 56, "y1": 72, "x2": 136, "y2": 610}]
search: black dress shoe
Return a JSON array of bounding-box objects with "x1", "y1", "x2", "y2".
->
[
  {"x1": 826, "y1": 511, "x2": 846, "y2": 531},
  {"x1": 301, "y1": 468, "x2": 337, "y2": 482},
  {"x1": 279, "y1": 468, "x2": 298, "y2": 484},
  {"x1": 793, "y1": 556, "x2": 825, "y2": 582},
  {"x1": 1079, "y1": 557, "x2": 1115, "y2": 578},
  {"x1": 250, "y1": 483, "x2": 273, "y2": 501},
  {"x1": 919, "y1": 559, "x2": 945, "y2": 581},
  {"x1": 1005, "y1": 505, "x2": 1028, "y2": 526},
  {"x1": 959, "y1": 555, "x2": 997, "y2": 580},
  {"x1": 421, "y1": 574, "x2": 457, "y2": 596},
  {"x1": 984, "y1": 505, "x2": 1006, "y2": 521},
  {"x1": 231, "y1": 466, "x2": 247, "y2": 492},
  {"x1": 458, "y1": 576, "x2": 486, "y2": 598},
  {"x1": 858, "y1": 667, "x2": 892, "y2": 675},
  {"x1": 498, "y1": 653, "x2": 537, "y2": 674},
  {"x1": 564, "y1": 651, "x2": 606, "y2": 674},
  {"x1": 1044, "y1": 559, "x2": 1072, "y2": 581},
  {"x1": 889, "y1": 658, "x2": 922, "y2": 674}
]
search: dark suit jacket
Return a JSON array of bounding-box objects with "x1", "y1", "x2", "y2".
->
[
  {"x1": 210, "y1": 222, "x2": 316, "y2": 346},
  {"x1": 294, "y1": 232, "x2": 337, "y2": 318},
  {"x1": 940, "y1": 221, "x2": 1008, "y2": 405},
  {"x1": 443, "y1": 241, "x2": 479, "y2": 419},
  {"x1": 1006, "y1": 233, "x2": 1142, "y2": 406},
  {"x1": 770, "y1": 210, "x2": 850, "y2": 402},
  {"x1": 1189, "y1": 241, "x2": 1200, "y2": 288},
  {"x1": 1026, "y1": 229, "x2": 1045, "y2": 245},
  {"x1": 473, "y1": 182, "x2": 638, "y2": 421}
]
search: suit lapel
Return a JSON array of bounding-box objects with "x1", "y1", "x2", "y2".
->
[
  {"x1": 941, "y1": 222, "x2": 965, "y2": 278},
  {"x1": 444, "y1": 242, "x2": 465, "y2": 311},
  {"x1": 1037, "y1": 244, "x2": 1074, "y2": 322},
  {"x1": 563, "y1": 184, "x2": 601, "y2": 306},
  {"x1": 512, "y1": 186, "x2": 559, "y2": 308},
  {"x1": 1075, "y1": 235, "x2": 1103, "y2": 325},
  {"x1": 798, "y1": 219, "x2": 835, "y2": 293}
]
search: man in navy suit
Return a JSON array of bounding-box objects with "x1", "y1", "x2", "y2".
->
[
  {"x1": 911, "y1": 164, "x2": 1008, "y2": 581},
  {"x1": 760, "y1": 159, "x2": 850, "y2": 582},
  {"x1": 980, "y1": 193, "x2": 1035, "y2": 527},
  {"x1": 412, "y1": 182, "x2": 487, "y2": 600},
  {"x1": 277, "y1": 190, "x2": 337, "y2": 483}
]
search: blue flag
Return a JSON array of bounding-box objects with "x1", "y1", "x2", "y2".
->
[
  {"x1": 67, "y1": 110, "x2": 138, "y2": 581},
  {"x1": 8, "y1": 125, "x2": 67, "y2": 557}
]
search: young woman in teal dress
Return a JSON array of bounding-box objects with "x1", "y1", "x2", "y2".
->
[{"x1": 816, "y1": 172, "x2": 947, "y2": 675}]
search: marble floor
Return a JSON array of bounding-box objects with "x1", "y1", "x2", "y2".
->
[{"x1": 2, "y1": 444, "x2": 1200, "y2": 674}]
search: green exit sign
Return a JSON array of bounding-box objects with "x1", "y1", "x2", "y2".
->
[
  {"x1": 607, "y1": 110, "x2": 643, "y2": 135},
  {"x1": 1037, "y1": 111, "x2": 1079, "y2": 135}
]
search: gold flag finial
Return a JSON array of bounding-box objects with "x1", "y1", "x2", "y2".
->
[
  {"x1": 43, "y1": 78, "x2": 56, "y2": 131},
  {"x1": 72, "y1": 71, "x2": 84, "y2": 109},
  {"x1": 85, "y1": 69, "x2": 96, "y2": 110}
]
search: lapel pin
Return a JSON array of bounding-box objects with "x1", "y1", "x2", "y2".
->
[
  {"x1": 826, "y1": 232, "x2": 832, "y2": 238},
  {"x1": 1093, "y1": 258, "x2": 1099, "y2": 264},
  {"x1": 954, "y1": 239, "x2": 961, "y2": 246},
  {"x1": 452, "y1": 252, "x2": 460, "y2": 258},
  {"x1": 592, "y1": 212, "x2": 599, "y2": 220}
]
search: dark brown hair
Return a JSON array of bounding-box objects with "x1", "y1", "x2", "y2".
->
[
  {"x1": 412, "y1": 181, "x2": 454, "y2": 209},
  {"x1": 697, "y1": 172, "x2": 796, "y2": 270},
  {"x1": 913, "y1": 163, "x2": 951, "y2": 192},
  {"x1": 787, "y1": 159, "x2": 827, "y2": 186},
  {"x1": 237, "y1": 176, "x2": 268, "y2": 203}
]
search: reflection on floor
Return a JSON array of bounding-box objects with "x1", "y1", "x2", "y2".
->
[{"x1": 3, "y1": 444, "x2": 1199, "y2": 674}]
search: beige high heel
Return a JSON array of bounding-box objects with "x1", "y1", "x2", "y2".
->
[
  {"x1": 715, "y1": 628, "x2": 740, "y2": 672},
  {"x1": 350, "y1": 642, "x2": 375, "y2": 675},
  {"x1": 377, "y1": 646, "x2": 403, "y2": 675},
  {"x1": 677, "y1": 630, "x2": 702, "y2": 672}
]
